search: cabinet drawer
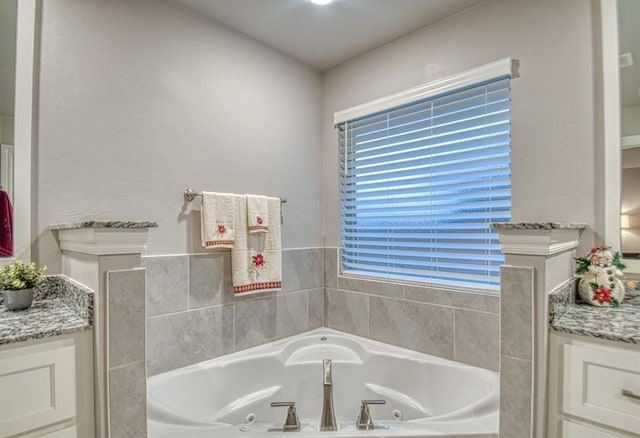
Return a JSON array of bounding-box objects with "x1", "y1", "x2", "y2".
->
[
  {"x1": 0, "y1": 340, "x2": 76, "y2": 437},
  {"x1": 563, "y1": 344, "x2": 640, "y2": 434},
  {"x1": 562, "y1": 420, "x2": 624, "y2": 437}
]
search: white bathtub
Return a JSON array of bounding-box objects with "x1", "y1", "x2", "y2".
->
[{"x1": 147, "y1": 328, "x2": 499, "y2": 437}]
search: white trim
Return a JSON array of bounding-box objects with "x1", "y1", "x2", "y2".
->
[
  {"x1": 333, "y1": 58, "x2": 519, "y2": 125},
  {"x1": 497, "y1": 229, "x2": 582, "y2": 256},
  {"x1": 58, "y1": 228, "x2": 150, "y2": 256},
  {"x1": 9, "y1": 0, "x2": 37, "y2": 263},
  {"x1": 602, "y1": 0, "x2": 621, "y2": 254},
  {"x1": 621, "y1": 134, "x2": 640, "y2": 149}
]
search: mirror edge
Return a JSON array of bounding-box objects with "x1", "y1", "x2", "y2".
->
[
  {"x1": 601, "y1": 0, "x2": 640, "y2": 272},
  {"x1": 3, "y1": 0, "x2": 38, "y2": 266},
  {"x1": 602, "y1": 0, "x2": 621, "y2": 248}
]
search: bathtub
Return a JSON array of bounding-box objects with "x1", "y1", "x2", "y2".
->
[{"x1": 147, "y1": 328, "x2": 499, "y2": 437}]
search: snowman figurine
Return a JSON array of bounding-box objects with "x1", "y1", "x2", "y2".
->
[{"x1": 575, "y1": 247, "x2": 625, "y2": 307}]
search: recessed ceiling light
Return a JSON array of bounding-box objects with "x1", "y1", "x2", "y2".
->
[{"x1": 309, "y1": 0, "x2": 333, "y2": 5}]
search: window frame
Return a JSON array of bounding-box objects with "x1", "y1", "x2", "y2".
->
[{"x1": 335, "y1": 59, "x2": 518, "y2": 293}]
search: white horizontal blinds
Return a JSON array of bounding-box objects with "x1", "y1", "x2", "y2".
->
[{"x1": 339, "y1": 77, "x2": 511, "y2": 291}]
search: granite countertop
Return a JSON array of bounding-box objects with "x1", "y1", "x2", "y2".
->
[
  {"x1": 550, "y1": 279, "x2": 640, "y2": 344},
  {"x1": 491, "y1": 222, "x2": 587, "y2": 230},
  {"x1": 49, "y1": 220, "x2": 158, "y2": 231},
  {"x1": 0, "y1": 300, "x2": 89, "y2": 345},
  {"x1": 0, "y1": 276, "x2": 94, "y2": 346}
]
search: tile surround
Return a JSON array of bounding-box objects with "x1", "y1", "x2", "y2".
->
[
  {"x1": 142, "y1": 255, "x2": 188, "y2": 316},
  {"x1": 454, "y1": 309, "x2": 500, "y2": 371},
  {"x1": 107, "y1": 269, "x2": 145, "y2": 368},
  {"x1": 500, "y1": 266, "x2": 534, "y2": 361},
  {"x1": 145, "y1": 248, "x2": 325, "y2": 376},
  {"x1": 369, "y1": 295, "x2": 454, "y2": 359},
  {"x1": 144, "y1": 247, "x2": 503, "y2": 375},
  {"x1": 500, "y1": 355, "x2": 532, "y2": 437},
  {"x1": 321, "y1": 248, "x2": 500, "y2": 371},
  {"x1": 108, "y1": 361, "x2": 147, "y2": 438},
  {"x1": 324, "y1": 288, "x2": 369, "y2": 337},
  {"x1": 147, "y1": 304, "x2": 234, "y2": 375}
]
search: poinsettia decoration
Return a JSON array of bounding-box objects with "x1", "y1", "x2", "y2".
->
[
  {"x1": 248, "y1": 253, "x2": 266, "y2": 278},
  {"x1": 257, "y1": 217, "x2": 263, "y2": 225},
  {"x1": 589, "y1": 282, "x2": 619, "y2": 307},
  {"x1": 215, "y1": 224, "x2": 226, "y2": 237}
]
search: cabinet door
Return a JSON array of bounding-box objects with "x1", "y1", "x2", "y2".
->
[
  {"x1": 0, "y1": 341, "x2": 76, "y2": 437},
  {"x1": 562, "y1": 420, "x2": 623, "y2": 438},
  {"x1": 563, "y1": 343, "x2": 640, "y2": 435}
]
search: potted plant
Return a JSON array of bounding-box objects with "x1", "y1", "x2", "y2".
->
[{"x1": 0, "y1": 261, "x2": 47, "y2": 311}]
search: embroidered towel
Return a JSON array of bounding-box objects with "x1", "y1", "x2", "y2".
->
[
  {"x1": 246, "y1": 194, "x2": 269, "y2": 234},
  {"x1": 201, "y1": 191, "x2": 236, "y2": 249},
  {"x1": 232, "y1": 196, "x2": 282, "y2": 295}
]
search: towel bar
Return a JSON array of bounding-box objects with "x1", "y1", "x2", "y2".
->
[{"x1": 184, "y1": 189, "x2": 287, "y2": 204}]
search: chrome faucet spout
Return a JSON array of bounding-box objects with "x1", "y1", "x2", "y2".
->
[{"x1": 320, "y1": 359, "x2": 337, "y2": 431}]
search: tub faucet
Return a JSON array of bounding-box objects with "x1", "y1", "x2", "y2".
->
[{"x1": 320, "y1": 359, "x2": 337, "y2": 431}]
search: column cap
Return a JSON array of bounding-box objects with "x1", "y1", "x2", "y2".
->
[{"x1": 492, "y1": 222, "x2": 586, "y2": 256}]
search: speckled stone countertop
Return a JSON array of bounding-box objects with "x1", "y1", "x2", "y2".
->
[
  {"x1": 0, "y1": 276, "x2": 94, "y2": 346},
  {"x1": 550, "y1": 279, "x2": 640, "y2": 344},
  {"x1": 49, "y1": 220, "x2": 158, "y2": 231},
  {"x1": 491, "y1": 222, "x2": 588, "y2": 230}
]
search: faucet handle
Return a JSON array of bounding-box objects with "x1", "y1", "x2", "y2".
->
[
  {"x1": 271, "y1": 402, "x2": 301, "y2": 432},
  {"x1": 357, "y1": 399, "x2": 386, "y2": 430}
]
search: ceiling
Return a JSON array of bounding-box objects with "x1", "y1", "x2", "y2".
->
[
  {"x1": 171, "y1": 0, "x2": 486, "y2": 70},
  {"x1": 619, "y1": 0, "x2": 640, "y2": 108}
]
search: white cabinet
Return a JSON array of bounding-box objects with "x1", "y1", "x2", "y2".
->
[
  {"x1": 562, "y1": 420, "x2": 623, "y2": 438},
  {"x1": 548, "y1": 332, "x2": 640, "y2": 438},
  {"x1": 0, "y1": 337, "x2": 85, "y2": 438}
]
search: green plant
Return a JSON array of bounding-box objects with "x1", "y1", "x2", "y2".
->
[{"x1": 0, "y1": 261, "x2": 47, "y2": 291}]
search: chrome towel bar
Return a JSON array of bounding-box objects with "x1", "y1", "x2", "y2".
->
[{"x1": 184, "y1": 189, "x2": 287, "y2": 204}]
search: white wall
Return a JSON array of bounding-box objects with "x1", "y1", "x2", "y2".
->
[
  {"x1": 36, "y1": 0, "x2": 323, "y2": 270},
  {"x1": 321, "y1": 0, "x2": 599, "y2": 249}
]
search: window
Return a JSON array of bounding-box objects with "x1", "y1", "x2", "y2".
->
[{"x1": 337, "y1": 63, "x2": 513, "y2": 292}]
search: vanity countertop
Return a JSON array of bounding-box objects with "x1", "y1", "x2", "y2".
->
[
  {"x1": 551, "y1": 301, "x2": 640, "y2": 344},
  {"x1": 0, "y1": 300, "x2": 89, "y2": 345},
  {"x1": 0, "y1": 276, "x2": 94, "y2": 346}
]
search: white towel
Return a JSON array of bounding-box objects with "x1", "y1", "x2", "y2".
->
[
  {"x1": 246, "y1": 194, "x2": 269, "y2": 234},
  {"x1": 201, "y1": 191, "x2": 236, "y2": 249},
  {"x1": 232, "y1": 196, "x2": 282, "y2": 295}
]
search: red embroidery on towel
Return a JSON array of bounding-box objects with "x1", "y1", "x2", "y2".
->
[
  {"x1": 217, "y1": 224, "x2": 226, "y2": 234},
  {"x1": 234, "y1": 281, "x2": 282, "y2": 294},
  {"x1": 248, "y1": 225, "x2": 269, "y2": 231},
  {"x1": 252, "y1": 254, "x2": 265, "y2": 266},
  {"x1": 205, "y1": 240, "x2": 234, "y2": 247},
  {"x1": 257, "y1": 217, "x2": 263, "y2": 225}
]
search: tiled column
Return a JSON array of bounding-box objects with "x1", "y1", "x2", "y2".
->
[
  {"x1": 493, "y1": 223, "x2": 585, "y2": 438},
  {"x1": 54, "y1": 222, "x2": 156, "y2": 438}
]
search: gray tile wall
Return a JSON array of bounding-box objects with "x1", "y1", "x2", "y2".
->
[
  {"x1": 144, "y1": 247, "x2": 501, "y2": 377},
  {"x1": 323, "y1": 248, "x2": 500, "y2": 371},
  {"x1": 499, "y1": 265, "x2": 535, "y2": 437},
  {"x1": 107, "y1": 268, "x2": 147, "y2": 438},
  {"x1": 144, "y1": 249, "x2": 323, "y2": 376}
]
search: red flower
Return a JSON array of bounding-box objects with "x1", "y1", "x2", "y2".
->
[
  {"x1": 217, "y1": 225, "x2": 226, "y2": 234},
  {"x1": 257, "y1": 217, "x2": 263, "y2": 225},
  {"x1": 590, "y1": 248, "x2": 598, "y2": 254},
  {"x1": 252, "y1": 254, "x2": 264, "y2": 266},
  {"x1": 593, "y1": 287, "x2": 612, "y2": 304}
]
